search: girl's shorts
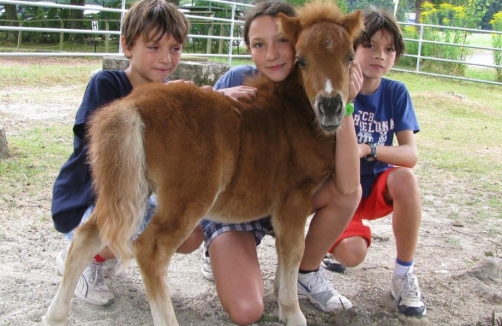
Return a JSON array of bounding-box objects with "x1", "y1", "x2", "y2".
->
[{"x1": 200, "y1": 217, "x2": 275, "y2": 256}]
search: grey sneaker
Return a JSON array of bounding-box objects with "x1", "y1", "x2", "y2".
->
[
  {"x1": 322, "y1": 254, "x2": 346, "y2": 274},
  {"x1": 201, "y1": 252, "x2": 214, "y2": 281},
  {"x1": 391, "y1": 272, "x2": 426, "y2": 317},
  {"x1": 297, "y1": 266, "x2": 352, "y2": 312},
  {"x1": 56, "y1": 249, "x2": 115, "y2": 306}
]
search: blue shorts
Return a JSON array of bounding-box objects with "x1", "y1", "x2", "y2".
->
[
  {"x1": 62, "y1": 195, "x2": 157, "y2": 241},
  {"x1": 201, "y1": 217, "x2": 275, "y2": 256}
]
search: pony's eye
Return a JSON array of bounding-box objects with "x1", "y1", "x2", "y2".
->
[
  {"x1": 348, "y1": 55, "x2": 354, "y2": 63},
  {"x1": 296, "y1": 57, "x2": 306, "y2": 68}
]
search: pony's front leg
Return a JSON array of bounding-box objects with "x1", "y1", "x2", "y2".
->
[
  {"x1": 43, "y1": 220, "x2": 104, "y2": 326},
  {"x1": 272, "y1": 194, "x2": 311, "y2": 326},
  {"x1": 134, "y1": 209, "x2": 203, "y2": 326}
]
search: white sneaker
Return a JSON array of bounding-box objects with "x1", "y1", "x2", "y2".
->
[
  {"x1": 201, "y1": 252, "x2": 214, "y2": 282},
  {"x1": 297, "y1": 266, "x2": 352, "y2": 312},
  {"x1": 56, "y1": 249, "x2": 115, "y2": 306},
  {"x1": 391, "y1": 272, "x2": 426, "y2": 317}
]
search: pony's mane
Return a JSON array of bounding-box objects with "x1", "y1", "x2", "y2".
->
[{"x1": 297, "y1": 0, "x2": 344, "y2": 27}]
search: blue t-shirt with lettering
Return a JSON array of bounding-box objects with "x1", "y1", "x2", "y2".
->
[{"x1": 353, "y1": 78, "x2": 419, "y2": 198}]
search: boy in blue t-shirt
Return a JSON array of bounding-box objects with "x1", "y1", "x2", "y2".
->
[
  {"x1": 51, "y1": 0, "x2": 203, "y2": 306},
  {"x1": 325, "y1": 9, "x2": 426, "y2": 317}
]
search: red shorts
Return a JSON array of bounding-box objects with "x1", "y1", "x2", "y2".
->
[{"x1": 328, "y1": 168, "x2": 395, "y2": 253}]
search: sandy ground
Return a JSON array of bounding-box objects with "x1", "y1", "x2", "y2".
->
[{"x1": 0, "y1": 58, "x2": 501, "y2": 326}]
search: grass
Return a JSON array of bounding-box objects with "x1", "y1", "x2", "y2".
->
[
  {"x1": 209, "y1": 56, "x2": 253, "y2": 66},
  {"x1": 0, "y1": 125, "x2": 73, "y2": 207},
  {"x1": 466, "y1": 32, "x2": 493, "y2": 48},
  {"x1": 0, "y1": 59, "x2": 501, "y2": 223},
  {"x1": 0, "y1": 37, "x2": 120, "y2": 53},
  {"x1": 389, "y1": 70, "x2": 502, "y2": 221},
  {"x1": 465, "y1": 67, "x2": 499, "y2": 81},
  {"x1": 0, "y1": 57, "x2": 102, "y2": 87}
]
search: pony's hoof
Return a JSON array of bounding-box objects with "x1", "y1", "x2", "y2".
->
[
  {"x1": 278, "y1": 309, "x2": 307, "y2": 326},
  {"x1": 41, "y1": 315, "x2": 68, "y2": 326}
]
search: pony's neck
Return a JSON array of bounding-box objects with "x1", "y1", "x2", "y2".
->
[{"x1": 274, "y1": 68, "x2": 304, "y2": 99}]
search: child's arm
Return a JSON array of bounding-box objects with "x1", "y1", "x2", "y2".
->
[
  {"x1": 333, "y1": 117, "x2": 360, "y2": 195},
  {"x1": 359, "y1": 130, "x2": 418, "y2": 168},
  {"x1": 348, "y1": 63, "x2": 363, "y2": 102},
  {"x1": 331, "y1": 64, "x2": 363, "y2": 194}
]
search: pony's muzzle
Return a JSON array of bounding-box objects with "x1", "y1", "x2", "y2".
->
[{"x1": 316, "y1": 94, "x2": 344, "y2": 132}]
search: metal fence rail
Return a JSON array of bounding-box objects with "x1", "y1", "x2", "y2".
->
[
  {"x1": 0, "y1": 0, "x2": 501, "y2": 85},
  {"x1": 397, "y1": 22, "x2": 502, "y2": 85},
  {"x1": 0, "y1": 0, "x2": 252, "y2": 62}
]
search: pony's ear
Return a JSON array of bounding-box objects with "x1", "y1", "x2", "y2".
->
[
  {"x1": 277, "y1": 13, "x2": 301, "y2": 46},
  {"x1": 340, "y1": 10, "x2": 364, "y2": 41}
]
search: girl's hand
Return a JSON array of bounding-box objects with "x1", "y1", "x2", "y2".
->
[
  {"x1": 166, "y1": 79, "x2": 194, "y2": 85},
  {"x1": 216, "y1": 86, "x2": 258, "y2": 101},
  {"x1": 200, "y1": 85, "x2": 213, "y2": 92},
  {"x1": 348, "y1": 63, "x2": 363, "y2": 102}
]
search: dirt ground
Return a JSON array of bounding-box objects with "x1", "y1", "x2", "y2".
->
[{"x1": 0, "y1": 58, "x2": 501, "y2": 326}]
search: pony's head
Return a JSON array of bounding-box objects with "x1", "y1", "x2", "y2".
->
[{"x1": 278, "y1": 1, "x2": 363, "y2": 135}]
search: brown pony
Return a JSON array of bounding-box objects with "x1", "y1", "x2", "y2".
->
[{"x1": 43, "y1": 2, "x2": 362, "y2": 326}]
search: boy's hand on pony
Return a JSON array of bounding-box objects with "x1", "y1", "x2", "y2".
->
[
  {"x1": 348, "y1": 63, "x2": 363, "y2": 102},
  {"x1": 216, "y1": 86, "x2": 258, "y2": 101}
]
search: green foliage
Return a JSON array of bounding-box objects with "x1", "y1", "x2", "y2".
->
[
  {"x1": 182, "y1": 0, "x2": 244, "y2": 55},
  {"x1": 399, "y1": 26, "x2": 419, "y2": 68},
  {"x1": 285, "y1": 0, "x2": 306, "y2": 8},
  {"x1": 6, "y1": 1, "x2": 123, "y2": 44},
  {"x1": 415, "y1": 2, "x2": 473, "y2": 76},
  {"x1": 95, "y1": 0, "x2": 122, "y2": 33},
  {"x1": 286, "y1": 0, "x2": 347, "y2": 12},
  {"x1": 463, "y1": 0, "x2": 492, "y2": 29},
  {"x1": 490, "y1": 11, "x2": 502, "y2": 81}
]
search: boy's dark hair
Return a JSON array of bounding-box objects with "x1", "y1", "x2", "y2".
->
[
  {"x1": 243, "y1": 1, "x2": 297, "y2": 46},
  {"x1": 353, "y1": 9, "x2": 405, "y2": 61},
  {"x1": 122, "y1": 0, "x2": 190, "y2": 49}
]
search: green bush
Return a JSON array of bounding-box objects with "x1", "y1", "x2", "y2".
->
[
  {"x1": 418, "y1": 2, "x2": 470, "y2": 76},
  {"x1": 490, "y1": 11, "x2": 502, "y2": 81},
  {"x1": 399, "y1": 25, "x2": 419, "y2": 68}
]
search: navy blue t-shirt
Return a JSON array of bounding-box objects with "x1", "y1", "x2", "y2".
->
[
  {"x1": 353, "y1": 78, "x2": 420, "y2": 198},
  {"x1": 51, "y1": 70, "x2": 133, "y2": 233}
]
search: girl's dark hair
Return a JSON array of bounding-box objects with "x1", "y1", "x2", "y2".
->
[
  {"x1": 122, "y1": 0, "x2": 190, "y2": 49},
  {"x1": 243, "y1": 1, "x2": 297, "y2": 46},
  {"x1": 353, "y1": 9, "x2": 405, "y2": 61}
]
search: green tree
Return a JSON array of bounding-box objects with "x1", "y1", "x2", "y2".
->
[
  {"x1": 2, "y1": 4, "x2": 18, "y2": 41},
  {"x1": 490, "y1": 11, "x2": 502, "y2": 81},
  {"x1": 68, "y1": 0, "x2": 85, "y2": 42}
]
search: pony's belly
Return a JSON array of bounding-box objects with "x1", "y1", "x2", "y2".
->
[
  {"x1": 205, "y1": 197, "x2": 272, "y2": 224},
  {"x1": 203, "y1": 211, "x2": 270, "y2": 224}
]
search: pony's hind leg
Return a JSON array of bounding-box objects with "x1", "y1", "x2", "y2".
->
[
  {"x1": 134, "y1": 203, "x2": 208, "y2": 326},
  {"x1": 43, "y1": 217, "x2": 104, "y2": 326}
]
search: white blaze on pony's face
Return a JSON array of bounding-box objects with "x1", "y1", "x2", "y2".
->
[{"x1": 278, "y1": 4, "x2": 363, "y2": 135}]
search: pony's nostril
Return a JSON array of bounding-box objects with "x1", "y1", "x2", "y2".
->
[{"x1": 318, "y1": 95, "x2": 343, "y2": 117}]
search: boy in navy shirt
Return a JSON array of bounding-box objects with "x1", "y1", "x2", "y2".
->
[{"x1": 51, "y1": 0, "x2": 203, "y2": 305}]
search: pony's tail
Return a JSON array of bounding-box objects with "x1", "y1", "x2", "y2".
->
[{"x1": 87, "y1": 101, "x2": 149, "y2": 265}]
